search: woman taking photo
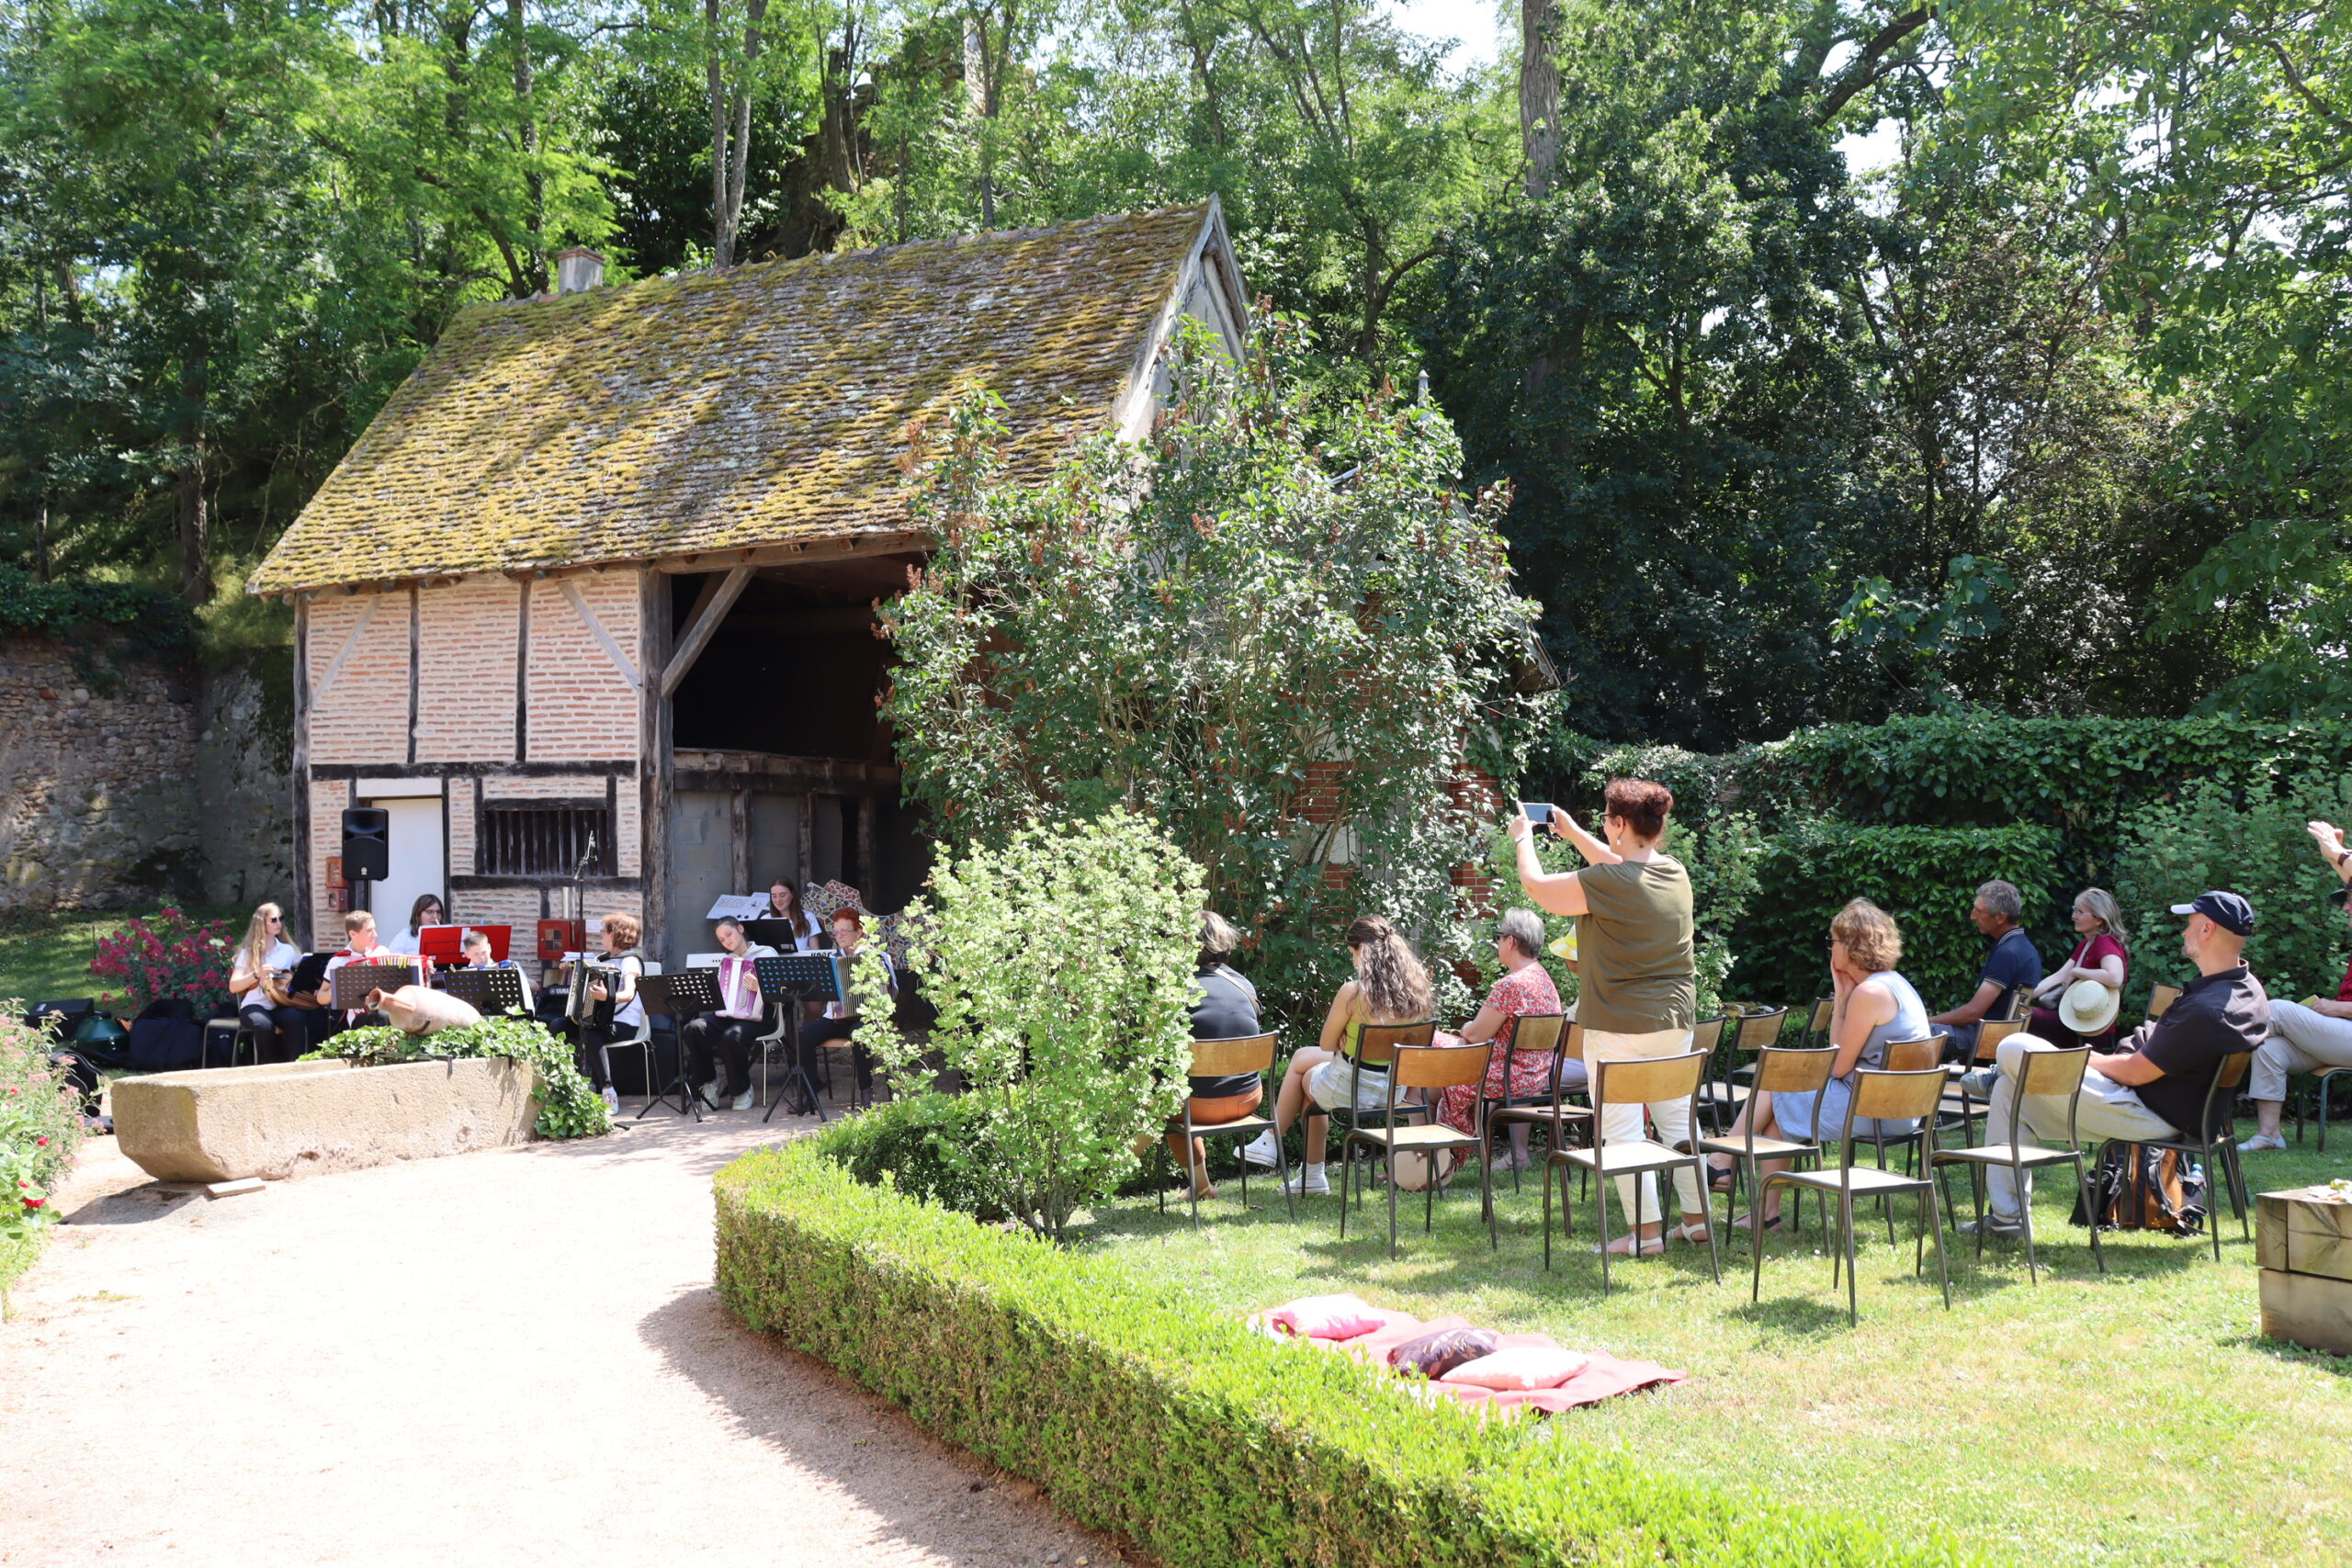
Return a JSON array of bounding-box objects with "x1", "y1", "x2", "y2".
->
[
  {"x1": 2028, "y1": 889, "x2": 2129, "y2": 1048},
  {"x1": 1511, "y1": 779, "x2": 1702, "y2": 1255},
  {"x1": 1240, "y1": 915, "x2": 1434, "y2": 1196},
  {"x1": 227, "y1": 902, "x2": 312, "y2": 1064}
]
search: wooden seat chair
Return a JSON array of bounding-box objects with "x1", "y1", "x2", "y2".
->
[
  {"x1": 1302, "y1": 1020, "x2": 1435, "y2": 1157},
  {"x1": 1752, "y1": 1065, "x2": 1952, "y2": 1325},
  {"x1": 1698, "y1": 1007, "x2": 1788, "y2": 1134},
  {"x1": 1696, "y1": 1044, "x2": 1835, "y2": 1244},
  {"x1": 1542, "y1": 1049, "x2": 1720, "y2": 1293},
  {"x1": 2126, "y1": 1050, "x2": 2254, "y2": 1262},
  {"x1": 2296, "y1": 1064, "x2": 2352, "y2": 1151},
  {"x1": 1156, "y1": 1033, "x2": 1290, "y2": 1226},
  {"x1": 1338, "y1": 1041, "x2": 1493, "y2": 1258},
  {"x1": 1476, "y1": 1015, "x2": 1588, "y2": 1201},
  {"x1": 1930, "y1": 1043, "x2": 2107, "y2": 1281},
  {"x1": 2147, "y1": 984, "x2": 2182, "y2": 1021}
]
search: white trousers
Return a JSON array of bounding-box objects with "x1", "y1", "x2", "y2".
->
[
  {"x1": 1983, "y1": 1035, "x2": 2174, "y2": 1221},
  {"x1": 1585, "y1": 1026, "x2": 1703, "y2": 1224},
  {"x1": 2252, "y1": 999, "x2": 2352, "y2": 1103}
]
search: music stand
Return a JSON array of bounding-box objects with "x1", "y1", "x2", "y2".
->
[
  {"x1": 332, "y1": 962, "x2": 420, "y2": 1017},
  {"x1": 756, "y1": 953, "x2": 844, "y2": 1122},
  {"x1": 440, "y1": 966, "x2": 527, "y2": 1018},
  {"x1": 635, "y1": 970, "x2": 722, "y2": 1122},
  {"x1": 741, "y1": 919, "x2": 804, "y2": 953}
]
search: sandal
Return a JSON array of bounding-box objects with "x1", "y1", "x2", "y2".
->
[
  {"x1": 1706, "y1": 1161, "x2": 1737, "y2": 1193},
  {"x1": 1670, "y1": 1222, "x2": 1713, "y2": 1245},
  {"x1": 1728, "y1": 1212, "x2": 1787, "y2": 1234},
  {"x1": 1595, "y1": 1234, "x2": 1668, "y2": 1258}
]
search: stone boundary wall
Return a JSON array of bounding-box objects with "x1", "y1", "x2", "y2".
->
[{"x1": 0, "y1": 637, "x2": 290, "y2": 912}]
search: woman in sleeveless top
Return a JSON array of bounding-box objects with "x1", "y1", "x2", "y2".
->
[
  {"x1": 2028, "y1": 888, "x2": 2130, "y2": 1048},
  {"x1": 1711, "y1": 898, "x2": 1927, "y2": 1229},
  {"x1": 1241, "y1": 916, "x2": 1433, "y2": 1196}
]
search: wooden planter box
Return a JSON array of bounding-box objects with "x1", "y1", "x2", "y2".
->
[
  {"x1": 2256, "y1": 1188, "x2": 2352, "y2": 1357},
  {"x1": 114, "y1": 1057, "x2": 540, "y2": 1185}
]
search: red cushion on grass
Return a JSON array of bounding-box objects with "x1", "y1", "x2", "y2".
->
[
  {"x1": 1257, "y1": 1293, "x2": 1395, "y2": 1341},
  {"x1": 1439, "y1": 1346, "x2": 1589, "y2": 1391}
]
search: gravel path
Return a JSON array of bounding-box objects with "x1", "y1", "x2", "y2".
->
[{"x1": 0, "y1": 1111, "x2": 1120, "y2": 1568}]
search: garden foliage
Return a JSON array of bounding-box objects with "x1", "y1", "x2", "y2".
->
[
  {"x1": 851, "y1": 810, "x2": 1202, "y2": 1241},
  {"x1": 878, "y1": 321, "x2": 1545, "y2": 1034},
  {"x1": 307, "y1": 1016, "x2": 612, "y2": 1139},
  {"x1": 1733, "y1": 821, "x2": 2063, "y2": 1010},
  {"x1": 1, "y1": 1008, "x2": 85, "y2": 1291},
  {"x1": 90, "y1": 907, "x2": 232, "y2": 1017},
  {"x1": 713, "y1": 1137, "x2": 1969, "y2": 1568},
  {"x1": 2113, "y1": 773, "x2": 2352, "y2": 1009}
]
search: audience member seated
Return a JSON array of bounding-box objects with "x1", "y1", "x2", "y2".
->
[
  {"x1": 1928, "y1": 879, "x2": 2041, "y2": 1060},
  {"x1": 458, "y1": 927, "x2": 535, "y2": 1012},
  {"x1": 1707, "y1": 898, "x2": 1928, "y2": 1228},
  {"x1": 1435, "y1": 907, "x2": 1569, "y2": 1170},
  {"x1": 387, "y1": 893, "x2": 447, "y2": 955},
  {"x1": 1241, "y1": 915, "x2": 1435, "y2": 1196},
  {"x1": 571, "y1": 912, "x2": 644, "y2": 1115},
  {"x1": 2241, "y1": 822, "x2": 2352, "y2": 1152},
  {"x1": 227, "y1": 900, "x2": 317, "y2": 1064},
  {"x1": 791, "y1": 910, "x2": 895, "y2": 1112},
  {"x1": 1955, "y1": 890, "x2": 2269, "y2": 1237},
  {"x1": 322, "y1": 910, "x2": 396, "y2": 1030},
  {"x1": 682, "y1": 917, "x2": 775, "y2": 1112},
  {"x1": 2027, "y1": 888, "x2": 2129, "y2": 1047},
  {"x1": 1155, "y1": 911, "x2": 1265, "y2": 1200}
]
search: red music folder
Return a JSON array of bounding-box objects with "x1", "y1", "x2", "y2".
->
[{"x1": 417, "y1": 924, "x2": 512, "y2": 963}]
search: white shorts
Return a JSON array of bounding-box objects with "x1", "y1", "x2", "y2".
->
[{"x1": 1306, "y1": 1056, "x2": 1392, "y2": 1113}]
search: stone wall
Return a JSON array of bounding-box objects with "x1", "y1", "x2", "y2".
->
[{"x1": 0, "y1": 637, "x2": 293, "y2": 912}]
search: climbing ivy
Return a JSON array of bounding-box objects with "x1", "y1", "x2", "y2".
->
[{"x1": 0, "y1": 567, "x2": 200, "y2": 693}]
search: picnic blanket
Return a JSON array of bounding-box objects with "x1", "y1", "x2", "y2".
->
[{"x1": 1247, "y1": 1294, "x2": 1686, "y2": 1416}]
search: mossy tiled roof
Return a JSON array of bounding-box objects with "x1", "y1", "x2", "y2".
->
[{"x1": 251, "y1": 205, "x2": 1215, "y2": 594}]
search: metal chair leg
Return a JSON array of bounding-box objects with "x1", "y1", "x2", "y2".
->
[
  {"x1": 1842, "y1": 1192, "x2": 1860, "y2": 1326},
  {"x1": 1926, "y1": 1181, "x2": 1951, "y2": 1309},
  {"x1": 1543, "y1": 1157, "x2": 1556, "y2": 1270},
  {"x1": 2016, "y1": 1155, "x2": 2041, "y2": 1284},
  {"x1": 1386, "y1": 1147, "x2": 1400, "y2": 1260}
]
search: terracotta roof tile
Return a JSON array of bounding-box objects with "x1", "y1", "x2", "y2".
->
[{"x1": 251, "y1": 204, "x2": 1214, "y2": 594}]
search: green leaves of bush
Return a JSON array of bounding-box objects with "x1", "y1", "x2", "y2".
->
[
  {"x1": 853, "y1": 810, "x2": 1202, "y2": 1240},
  {"x1": 713, "y1": 1139, "x2": 1972, "y2": 1568}
]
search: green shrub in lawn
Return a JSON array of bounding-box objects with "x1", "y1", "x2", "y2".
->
[
  {"x1": 714, "y1": 1136, "x2": 1970, "y2": 1568},
  {"x1": 851, "y1": 809, "x2": 1201, "y2": 1241}
]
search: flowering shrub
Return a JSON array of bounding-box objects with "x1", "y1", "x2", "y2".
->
[
  {"x1": 1, "y1": 1006, "x2": 86, "y2": 1289},
  {"x1": 90, "y1": 907, "x2": 235, "y2": 1015},
  {"x1": 306, "y1": 1015, "x2": 612, "y2": 1139}
]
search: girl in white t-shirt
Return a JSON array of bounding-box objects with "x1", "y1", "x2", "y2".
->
[{"x1": 228, "y1": 902, "x2": 312, "y2": 1063}]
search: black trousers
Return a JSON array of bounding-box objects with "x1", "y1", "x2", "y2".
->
[
  {"x1": 683, "y1": 1013, "x2": 757, "y2": 1099},
  {"x1": 240, "y1": 1005, "x2": 317, "y2": 1066},
  {"x1": 576, "y1": 1021, "x2": 618, "y2": 1089},
  {"x1": 798, "y1": 1015, "x2": 869, "y2": 1100}
]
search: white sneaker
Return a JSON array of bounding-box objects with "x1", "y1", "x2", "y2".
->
[
  {"x1": 2236, "y1": 1133, "x2": 2288, "y2": 1153},
  {"x1": 1282, "y1": 1165, "x2": 1329, "y2": 1196},
  {"x1": 1240, "y1": 1130, "x2": 1281, "y2": 1168},
  {"x1": 732, "y1": 1087, "x2": 757, "y2": 1111},
  {"x1": 599, "y1": 1086, "x2": 620, "y2": 1114}
]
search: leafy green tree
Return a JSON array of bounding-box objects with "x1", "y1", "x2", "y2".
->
[{"x1": 877, "y1": 320, "x2": 1544, "y2": 1029}]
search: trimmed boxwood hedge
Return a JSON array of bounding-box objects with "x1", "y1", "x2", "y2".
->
[{"x1": 713, "y1": 1138, "x2": 1976, "y2": 1568}]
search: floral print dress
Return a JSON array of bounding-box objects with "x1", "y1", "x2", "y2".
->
[{"x1": 1439, "y1": 964, "x2": 1566, "y2": 1136}]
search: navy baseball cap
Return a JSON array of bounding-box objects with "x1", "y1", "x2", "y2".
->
[{"x1": 2171, "y1": 890, "x2": 2256, "y2": 935}]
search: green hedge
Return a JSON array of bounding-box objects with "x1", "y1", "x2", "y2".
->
[
  {"x1": 1728, "y1": 821, "x2": 2062, "y2": 1010},
  {"x1": 713, "y1": 1138, "x2": 1973, "y2": 1568}
]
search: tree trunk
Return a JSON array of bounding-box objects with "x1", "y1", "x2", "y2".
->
[
  {"x1": 708, "y1": 0, "x2": 769, "y2": 266},
  {"x1": 509, "y1": 0, "x2": 544, "y2": 292},
  {"x1": 1520, "y1": 0, "x2": 1561, "y2": 198},
  {"x1": 177, "y1": 444, "x2": 210, "y2": 605},
  {"x1": 707, "y1": 0, "x2": 734, "y2": 266}
]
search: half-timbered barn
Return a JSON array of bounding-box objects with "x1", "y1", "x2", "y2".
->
[{"x1": 249, "y1": 202, "x2": 1249, "y2": 971}]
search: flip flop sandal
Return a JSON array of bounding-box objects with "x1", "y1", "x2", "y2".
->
[{"x1": 1706, "y1": 1164, "x2": 1737, "y2": 1193}]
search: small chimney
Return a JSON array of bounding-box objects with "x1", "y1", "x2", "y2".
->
[{"x1": 553, "y1": 247, "x2": 605, "y2": 295}]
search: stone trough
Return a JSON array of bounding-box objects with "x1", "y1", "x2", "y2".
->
[{"x1": 112, "y1": 1057, "x2": 540, "y2": 1185}]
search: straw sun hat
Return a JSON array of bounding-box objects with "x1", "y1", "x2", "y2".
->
[{"x1": 2058, "y1": 977, "x2": 2120, "y2": 1036}]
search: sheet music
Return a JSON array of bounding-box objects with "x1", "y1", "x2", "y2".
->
[{"x1": 705, "y1": 894, "x2": 769, "y2": 920}]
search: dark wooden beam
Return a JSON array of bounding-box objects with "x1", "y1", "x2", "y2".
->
[{"x1": 659, "y1": 564, "x2": 752, "y2": 698}]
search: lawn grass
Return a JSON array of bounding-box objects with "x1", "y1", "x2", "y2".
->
[
  {"x1": 1069, "y1": 1130, "x2": 2352, "y2": 1567},
  {"x1": 0, "y1": 904, "x2": 244, "y2": 1015}
]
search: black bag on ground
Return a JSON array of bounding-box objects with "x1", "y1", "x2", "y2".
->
[
  {"x1": 128, "y1": 998, "x2": 204, "y2": 1072},
  {"x1": 2070, "y1": 1142, "x2": 2206, "y2": 1235}
]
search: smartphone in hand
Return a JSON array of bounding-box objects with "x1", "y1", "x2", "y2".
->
[{"x1": 1518, "y1": 802, "x2": 1555, "y2": 829}]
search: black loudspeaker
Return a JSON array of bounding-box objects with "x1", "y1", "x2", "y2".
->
[{"x1": 342, "y1": 807, "x2": 390, "y2": 883}]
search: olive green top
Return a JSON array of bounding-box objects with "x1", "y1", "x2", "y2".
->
[{"x1": 1575, "y1": 856, "x2": 1696, "y2": 1034}]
